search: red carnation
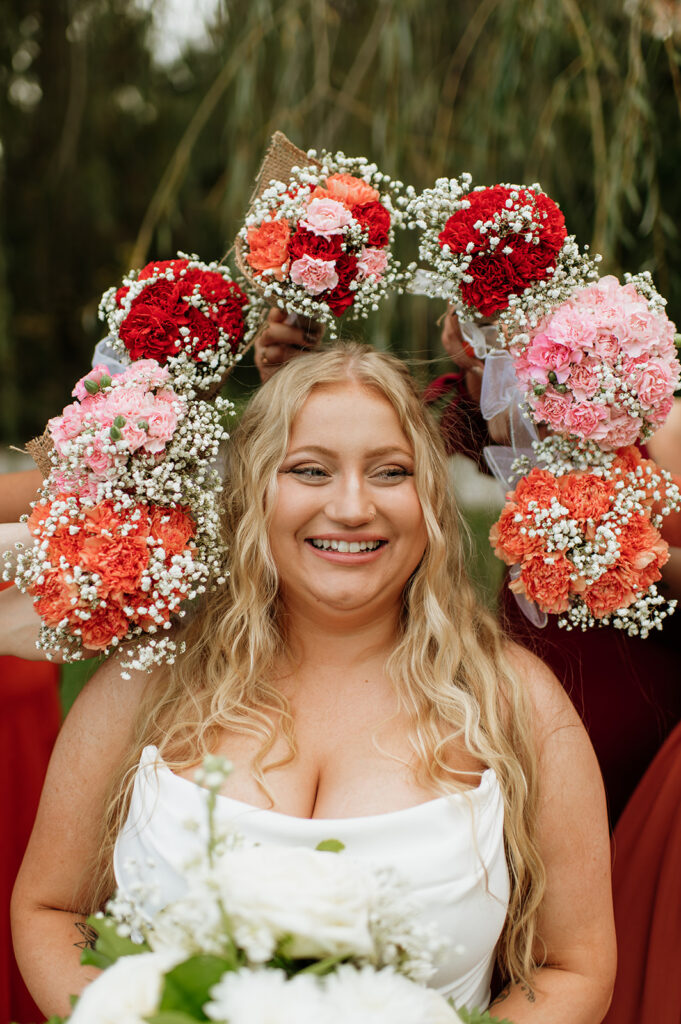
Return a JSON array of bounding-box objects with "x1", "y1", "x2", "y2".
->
[
  {"x1": 138, "y1": 258, "x2": 190, "y2": 282},
  {"x1": 288, "y1": 228, "x2": 344, "y2": 262},
  {"x1": 326, "y1": 253, "x2": 358, "y2": 317},
  {"x1": 352, "y1": 201, "x2": 391, "y2": 247},
  {"x1": 459, "y1": 253, "x2": 525, "y2": 317},
  {"x1": 120, "y1": 302, "x2": 186, "y2": 363},
  {"x1": 184, "y1": 306, "x2": 220, "y2": 354}
]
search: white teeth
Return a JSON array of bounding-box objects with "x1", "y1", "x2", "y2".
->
[{"x1": 309, "y1": 539, "x2": 382, "y2": 552}]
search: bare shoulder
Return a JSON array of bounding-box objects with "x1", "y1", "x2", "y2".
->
[
  {"x1": 503, "y1": 640, "x2": 584, "y2": 749},
  {"x1": 54, "y1": 656, "x2": 167, "y2": 780}
]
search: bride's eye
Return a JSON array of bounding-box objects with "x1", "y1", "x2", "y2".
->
[
  {"x1": 288, "y1": 465, "x2": 329, "y2": 480},
  {"x1": 373, "y1": 465, "x2": 411, "y2": 481}
]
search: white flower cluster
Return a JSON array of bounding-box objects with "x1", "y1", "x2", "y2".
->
[
  {"x1": 204, "y1": 964, "x2": 460, "y2": 1024},
  {"x1": 138, "y1": 842, "x2": 445, "y2": 982}
]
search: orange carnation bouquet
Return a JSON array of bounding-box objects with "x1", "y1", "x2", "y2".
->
[{"x1": 490, "y1": 437, "x2": 680, "y2": 636}]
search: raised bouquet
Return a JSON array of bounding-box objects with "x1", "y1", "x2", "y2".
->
[
  {"x1": 44, "y1": 759, "x2": 506, "y2": 1024},
  {"x1": 490, "y1": 436, "x2": 680, "y2": 636},
  {"x1": 99, "y1": 253, "x2": 257, "y2": 394},
  {"x1": 6, "y1": 361, "x2": 229, "y2": 672},
  {"x1": 512, "y1": 273, "x2": 680, "y2": 448},
  {"x1": 236, "y1": 137, "x2": 405, "y2": 336},
  {"x1": 406, "y1": 176, "x2": 600, "y2": 332}
]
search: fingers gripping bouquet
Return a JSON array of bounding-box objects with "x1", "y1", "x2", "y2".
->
[
  {"x1": 237, "y1": 139, "x2": 406, "y2": 336},
  {"x1": 47, "y1": 760, "x2": 505, "y2": 1024},
  {"x1": 406, "y1": 176, "x2": 600, "y2": 330},
  {"x1": 490, "y1": 436, "x2": 680, "y2": 637}
]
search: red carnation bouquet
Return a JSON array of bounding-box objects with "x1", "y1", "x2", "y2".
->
[
  {"x1": 406, "y1": 177, "x2": 599, "y2": 332},
  {"x1": 490, "y1": 436, "x2": 680, "y2": 636},
  {"x1": 99, "y1": 253, "x2": 257, "y2": 393},
  {"x1": 236, "y1": 150, "x2": 405, "y2": 336}
]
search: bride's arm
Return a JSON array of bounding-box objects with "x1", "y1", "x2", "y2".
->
[
  {"x1": 488, "y1": 647, "x2": 616, "y2": 1023},
  {"x1": 11, "y1": 657, "x2": 162, "y2": 1018}
]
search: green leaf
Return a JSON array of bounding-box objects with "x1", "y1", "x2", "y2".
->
[
  {"x1": 315, "y1": 838, "x2": 345, "y2": 852},
  {"x1": 158, "y1": 955, "x2": 234, "y2": 1017},
  {"x1": 82, "y1": 914, "x2": 149, "y2": 969},
  {"x1": 296, "y1": 953, "x2": 349, "y2": 975},
  {"x1": 457, "y1": 1008, "x2": 514, "y2": 1024}
]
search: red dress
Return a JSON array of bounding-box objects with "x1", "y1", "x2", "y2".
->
[
  {"x1": 0, "y1": 585, "x2": 60, "y2": 1024},
  {"x1": 602, "y1": 719, "x2": 681, "y2": 1023}
]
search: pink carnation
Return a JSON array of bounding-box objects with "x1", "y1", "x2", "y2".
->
[
  {"x1": 631, "y1": 359, "x2": 678, "y2": 407},
  {"x1": 290, "y1": 254, "x2": 339, "y2": 295},
  {"x1": 356, "y1": 247, "x2": 388, "y2": 281},
  {"x1": 520, "y1": 331, "x2": 580, "y2": 385},
  {"x1": 532, "y1": 390, "x2": 574, "y2": 430},
  {"x1": 567, "y1": 360, "x2": 601, "y2": 400},
  {"x1": 591, "y1": 408, "x2": 643, "y2": 450},
  {"x1": 564, "y1": 400, "x2": 607, "y2": 438},
  {"x1": 301, "y1": 198, "x2": 353, "y2": 237},
  {"x1": 72, "y1": 365, "x2": 114, "y2": 402}
]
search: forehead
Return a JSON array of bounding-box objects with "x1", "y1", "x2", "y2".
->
[{"x1": 288, "y1": 381, "x2": 412, "y2": 452}]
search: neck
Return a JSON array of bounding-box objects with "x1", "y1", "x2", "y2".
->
[{"x1": 280, "y1": 596, "x2": 402, "y2": 676}]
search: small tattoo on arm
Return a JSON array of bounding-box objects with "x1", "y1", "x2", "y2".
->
[
  {"x1": 489, "y1": 980, "x2": 536, "y2": 1005},
  {"x1": 74, "y1": 921, "x2": 98, "y2": 950}
]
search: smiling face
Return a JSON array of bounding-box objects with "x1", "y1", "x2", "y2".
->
[{"x1": 269, "y1": 381, "x2": 428, "y2": 625}]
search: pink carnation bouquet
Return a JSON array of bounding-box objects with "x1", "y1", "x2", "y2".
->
[
  {"x1": 513, "y1": 274, "x2": 680, "y2": 449},
  {"x1": 237, "y1": 151, "x2": 405, "y2": 336},
  {"x1": 490, "y1": 436, "x2": 680, "y2": 636}
]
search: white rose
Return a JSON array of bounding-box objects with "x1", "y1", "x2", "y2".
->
[
  {"x1": 322, "y1": 964, "x2": 463, "y2": 1024},
  {"x1": 214, "y1": 845, "x2": 376, "y2": 962},
  {"x1": 204, "y1": 967, "x2": 323, "y2": 1024},
  {"x1": 68, "y1": 951, "x2": 178, "y2": 1024}
]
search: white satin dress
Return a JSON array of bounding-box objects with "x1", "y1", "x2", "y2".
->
[{"x1": 114, "y1": 745, "x2": 510, "y2": 1011}]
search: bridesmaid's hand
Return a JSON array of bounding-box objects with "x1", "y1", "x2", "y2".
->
[
  {"x1": 254, "y1": 308, "x2": 322, "y2": 384},
  {"x1": 440, "y1": 306, "x2": 484, "y2": 404}
]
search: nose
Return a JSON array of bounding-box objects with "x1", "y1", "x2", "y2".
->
[{"x1": 324, "y1": 472, "x2": 376, "y2": 526}]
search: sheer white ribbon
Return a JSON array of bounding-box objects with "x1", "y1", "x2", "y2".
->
[
  {"x1": 91, "y1": 337, "x2": 129, "y2": 375},
  {"x1": 456, "y1": 321, "x2": 547, "y2": 629}
]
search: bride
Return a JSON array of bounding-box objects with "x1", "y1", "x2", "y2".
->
[{"x1": 8, "y1": 344, "x2": 615, "y2": 1021}]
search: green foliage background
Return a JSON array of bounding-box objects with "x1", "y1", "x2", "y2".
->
[{"x1": 2, "y1": 0, "x2": 681, "y2": 444}]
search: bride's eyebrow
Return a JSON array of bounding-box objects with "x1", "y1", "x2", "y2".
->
[{"x1": 286, "y1": 444, "x2": 413, "y2": 459}]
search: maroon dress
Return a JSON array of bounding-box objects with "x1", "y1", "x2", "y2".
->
[
  {"x1": 0, "y1": 583, "x2": 60, "y2": 1024},
  {"x1": 602, "y1": 720, "x2": 681, "y2": 1023}
]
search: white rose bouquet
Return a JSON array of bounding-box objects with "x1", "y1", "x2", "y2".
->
[{"x1": 39, "y1": 759, "x2": 509, "y2": 1024}]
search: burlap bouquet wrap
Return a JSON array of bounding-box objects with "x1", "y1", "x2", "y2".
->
[
  {"x1": 25, "y1": 428, "x2": 54, "y2": 479},
  {"x1": 234, "y1": 131, "x2": 325, "y2": 347}
]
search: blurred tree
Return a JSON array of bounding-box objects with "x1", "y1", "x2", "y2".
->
[{"x1": 1, "y1": 0, "x2": 681, "y2": 444}]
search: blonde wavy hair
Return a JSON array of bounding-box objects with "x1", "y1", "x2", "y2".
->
[{"x1": 92, "y1": 343, "x2": 545, "y2": 986}]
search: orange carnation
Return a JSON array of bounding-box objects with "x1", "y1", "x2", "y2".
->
[
  {"x1": 583, "y1": 566, "x2": 640, "y2": 618},
  {"x1": 489, "y1": 504, "x2": 540, "y2": 565},
  {"x1": 511, "y1": 551, "x2": 575, "y2": 614},
  {"x1": 323, "y1": 173, "x2": 380, "y2": 208},
  {"x1": 512, "y1": 467, "x2": 560, "y2": 512},
  {"x1": 78, "y1": 601, "x2": 130, "y2": 651},
  {"x1": 30, "y1": 570, "x2": 77, "y2": 626},
  {"x1": 246, "y1": 218, "x2": 291, "y2": 277},
  {"x1": 557, "y1": 472, "x2": 615, "y2": 522},
  {"x1": 150, "y1": 505, "x2": 196, "y2": 555}
]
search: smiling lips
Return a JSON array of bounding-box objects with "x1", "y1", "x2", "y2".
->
[{"x1": 305, "y1": 537, "x2": 387, "y2": 562}]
